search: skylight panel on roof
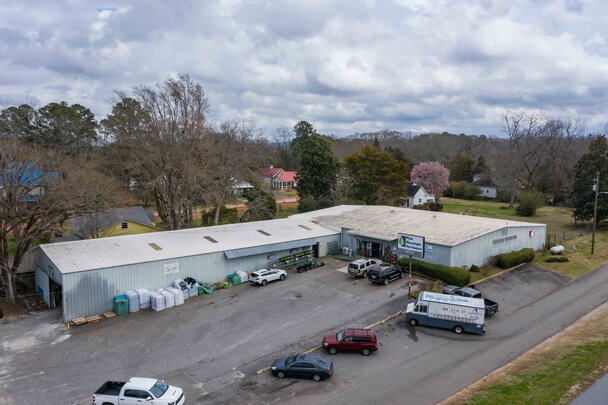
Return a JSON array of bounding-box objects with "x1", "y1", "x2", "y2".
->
[
  {"x1": 298, "y1": 225, "x2": 312, "y2": 230},
  {"x1": 148, "y1": 243, "x2": 162, "y2": 251},
  {"x1": 257, "y1": 230, "x2": 271, "y2": 236},
  {"x1": 204, "y1": 236, "x2": 219, "y2": 243}
]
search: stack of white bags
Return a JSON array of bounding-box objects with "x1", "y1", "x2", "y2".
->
[
  {"x1": 159, "y1": 288, "x2": 175, "y2": 308},
  {"x1": 188, "y1": 284, "x2": 198, "y2": 298},
  {"x1": 125, "y1": 290, "x2": 140, "y2": 313},
  {"x1": 136, "y1": 288, "x2": 150, "y2": 310},
  {"x1": 168, "y1": 287, "x2": 184, "y2": 306},
  {"x1": 149, "y1": 291, "x2": 165, "y2": 311}
]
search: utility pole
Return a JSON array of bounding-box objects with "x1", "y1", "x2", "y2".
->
[{"x1": 592, "y1": 172, "x2": 600, "y2": 254}]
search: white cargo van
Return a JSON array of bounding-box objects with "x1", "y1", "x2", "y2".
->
[{"x1": 406, "y1": 291, "x2": 485, "y2": 335}]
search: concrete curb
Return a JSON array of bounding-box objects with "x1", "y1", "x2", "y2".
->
[{"x1": 255, "y1": 310, "x2": 405, "y2": 376}]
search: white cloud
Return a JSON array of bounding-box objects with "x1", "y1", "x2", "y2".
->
[{"x1": 0, "y1": 0, "x2": 607, "y2": 137}]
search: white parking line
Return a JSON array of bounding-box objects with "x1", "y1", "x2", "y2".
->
[{"x1": 336, "y1": 266, "x2": 348, "y2": 273}]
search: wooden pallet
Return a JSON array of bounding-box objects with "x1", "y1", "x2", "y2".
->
[
  {"x1": 71, "y1": 317, "x2": 87, "y2": 326},
  {"x1": 85, "y1": 315, "x2": 102, "y2": 324},
  {"x1": 102, "y1": 311, "x2": 117, "y2": 319}
]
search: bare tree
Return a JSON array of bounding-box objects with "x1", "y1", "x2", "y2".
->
[
  {"x1": 104, "y1": 75, "x2": 210, "y2": 230},
  {"x1": 0, "y1": 137, "x2": 118, "y2": 303},
  {"x1": 204, "y1": 120, "x2": 265, "y2": 225}
]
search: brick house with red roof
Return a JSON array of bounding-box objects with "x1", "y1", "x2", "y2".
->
[{"x1": 258, "y1": 166, "x2": 298, "y2": 189}]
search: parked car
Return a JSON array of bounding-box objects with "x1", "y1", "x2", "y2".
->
[
  {"x1": 270, "y1": 354, "x2": 334, "y2": 382},
  {"x1": 93, "y1": 377, "x2": 185, "y2": 405},
  {"x1": 367, "y1": 263, "x2": 405, "y2": 285},
  {"x1": 347, "y1": 258, "x2": 382, "y2": 278},
  {"x1": 249, "y1": 268, "x2": 287, "y2": 286},
  {"x1": 322, "y1": 328, "x2": 378, "y2": 356},
  {"x1": 442, "y1": 285, "x2": 499, "y2": 316}
]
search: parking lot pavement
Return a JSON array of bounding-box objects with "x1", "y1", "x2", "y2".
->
[
  {"x1": 203, "y1": 264, "x2": 578, "y2": 404},
  {"x1": 0, "y1": 257, "x2": 417, "y2": 405}
]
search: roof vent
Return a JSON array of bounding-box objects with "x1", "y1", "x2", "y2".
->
[
  {"x1": 257, "y1": 230, "x2": 271, "y2": 236},
  {"x1": 148, "y1": 243, "x2": 162, "y2": 251},
  {"x1": 204, "y1": 236, "x2": 219, "y2": 243},
  {"x1": 298, "y1": 225, "x2": 312, "y2": 231}
]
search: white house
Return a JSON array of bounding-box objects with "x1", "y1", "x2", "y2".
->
[
  {"x1": 473, "y1": 174, "x2": 498, "y2": 199},
  {"x1": 404, "y1": 182, "x2": 435, "y2": 208}
]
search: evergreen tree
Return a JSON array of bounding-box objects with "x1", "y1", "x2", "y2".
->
[
  {"x1": 292, "y1": 121, "x2": 340, "y2": 211},
  {"x1": 569, "y1": 135, "x2": 608, "y2": 223}
]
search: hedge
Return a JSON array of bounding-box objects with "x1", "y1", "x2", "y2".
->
[
  {"x1": 495, "y1": 248, "x2": 535, "y2": 269},
  {"x1": 545, "y1": 256, "x2": 569, "y2": 263},
  {"x1": 399, "y1": 258, "x2": 471, "y2": 286}
]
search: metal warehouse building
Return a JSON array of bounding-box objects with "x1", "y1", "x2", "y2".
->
[
  {"x1": 35, "y1": 205, "x2": 546, "y2": 322},
  {"x1": 292, "y1": 205, "x2": 547, "y2": 268},
  {"x1": 35, "y1": 217, "x2": 340, "y2": 322}
]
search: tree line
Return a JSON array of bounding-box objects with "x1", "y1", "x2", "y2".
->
[{"x1": 0, "y1": 73, "x2": 605, "y2": 304}]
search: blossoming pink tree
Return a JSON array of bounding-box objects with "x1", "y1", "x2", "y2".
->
[{"x1": 410, "y1": 161, "x2": 450, "y2": 198}]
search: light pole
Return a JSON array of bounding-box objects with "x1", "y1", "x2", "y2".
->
[{"x1": 591, "y1": 172, "x2": 608, "y2": 254}]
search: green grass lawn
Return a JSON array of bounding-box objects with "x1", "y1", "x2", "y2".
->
[{"x1": 447, "y1": 306, "x2": 608, "y2": 405}]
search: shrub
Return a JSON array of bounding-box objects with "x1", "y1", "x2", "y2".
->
[
  {"x1": 495, "y1": 248, "x2": 535, "y2": 268},
  {"x1": 399, "y1": 258, "x2": 471, "y2": 286},
  {"x1": 448, "y1": 181, "x2": 482, "y2": 200},
  {"x1": 469, "y1": 264, "x2": 480, "y2": 273},
  {"x1": 545, "y1": 256, "x2": 569, "y2": 263},
  {"x1": 412, "y1": 201, "x2": 444, "y2": 211},
  {"x1": 516, "y1": 192, "x2": 544, "y2": 217}
]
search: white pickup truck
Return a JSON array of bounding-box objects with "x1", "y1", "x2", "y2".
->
[{"x1": 93, "y1": 377, "x2": 185, "y2": 405}]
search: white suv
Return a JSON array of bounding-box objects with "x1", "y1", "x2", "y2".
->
[
  {"x1": 249, "y1": 268, "x2": 287, "y2": 286},
  {"x1": 347, "y1": 258, "x2": 381, "y2": 278}
]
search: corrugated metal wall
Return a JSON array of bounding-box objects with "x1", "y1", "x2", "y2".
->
[
  {"x1": 451, "y1": 225, "x2": 547, "y2": 267},
  {"x1": 60, "y1": 234, "x2": 339, "y2": 321}
]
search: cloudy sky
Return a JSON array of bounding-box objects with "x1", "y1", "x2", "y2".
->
[{"x1": 1, "y1": 0, "x2": 607, "y2": 137}]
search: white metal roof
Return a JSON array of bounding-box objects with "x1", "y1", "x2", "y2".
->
[
  {"x1": 309, "y1": 205, "x2": 545, "y2": 246},
  {"x1": 39, "y1": 217, "x2": 339, "y2": 274},
  {"x1": 419, "y1": 291, "x2": 485, "y2": 309}
]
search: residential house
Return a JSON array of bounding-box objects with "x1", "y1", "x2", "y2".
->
[
  {"x1": 473, "y1": 174, "x2": 498, "y2": 199},
  {"x1": 258, "y1": 166, "x2": 298, "y2": 189},
  {"x1": 232, "y1": 180, "x2": 254, "y2": 197},
  {"x1": 67, "y1": 206, "x2": 159, "y2": 239},
  {"x1": 404, "y1": 182, "x2": 435, "y2": 208}
]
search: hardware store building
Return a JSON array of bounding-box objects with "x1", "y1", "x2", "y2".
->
[{"x1": 35, "y1": 205, "x2": 546, "y2": 321}]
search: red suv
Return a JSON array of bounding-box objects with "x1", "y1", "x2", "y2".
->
[{"x1": 322, "y1": 328, "x2": 378, "y2": 356}]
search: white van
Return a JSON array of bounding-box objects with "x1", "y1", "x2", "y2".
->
[{"x1": 347, "y1": 258, "x2": 381, "y2": 278}]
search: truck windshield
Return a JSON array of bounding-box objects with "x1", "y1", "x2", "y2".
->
[{"x1": 150, "y1": 380, "x2": 169, "y2": 398}]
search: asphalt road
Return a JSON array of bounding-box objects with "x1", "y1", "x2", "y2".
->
[
  {"x1": 2, "y1": 261, "x2": 607, "y2": 405},
  {"x1": 570, "y1": 371, "x2": 608, "y2": 405}
]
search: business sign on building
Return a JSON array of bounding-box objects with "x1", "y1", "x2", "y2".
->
[
  {"x1": 163, "y1": 262, "x2": 180, "y2": 275},
  {"x1": 397, "y1": 233, "x2": 425, "y2": 258}
]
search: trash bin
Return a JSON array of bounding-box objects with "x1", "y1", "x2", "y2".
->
[
  {"x1": 227, "y1": 273, "x2": 241, "y2": 286},
  {"x1": 113, "y1": 294, "x2": 129, "y2": 315}
]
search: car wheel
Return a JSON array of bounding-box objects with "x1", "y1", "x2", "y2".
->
[
  {"x1": 409, "y1": 318, "x2": 418, "y2": 326},
  {"x1": 280, "y1": 274, "x2": 286, "y2": 281},
  {"x1": 399, "y1": 272, "x2": 405, "y2": 279},
  {"x1": 261, "y1": 279, "x2": 267, "y2": 287},
  {"x1": 328, "y1": 347, "x2": 338, "y2": 355},
  {"x1": 453, "y1": 325, "x2": 463, "y2": 334},
  {"x1": 313, "y1": 374, "x2": 322, "y2": 382},
  {"x1": 277, "y1": 371, "x2": 285, "y2": 379},
  {"x1": 361, "y1": 348, "x2": 371, "y2": 356},
  {"x1": 383, "y1": 279, "x2": 389, "y2": 286},
  {"x1": 362, "y1": 271, "x2": 367, "y2": 278}
]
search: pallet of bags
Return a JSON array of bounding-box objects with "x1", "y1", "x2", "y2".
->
[
  {"x1": 182, "y1": 287, "x2": 190, "y2": 300},
  {"x1": 158, "y1": 288, "x2": 175, "y2": 308},
  {"x1": 237, "y1": 271, "x2": 249, "y2": 283},
  {"x1": 125, "y1": 290, "x2": 140, "y2": 313},
  {"x1": 168, "y1": 287, "x2": 185, "y2": 306},
  {"x1": 149, "y1": 291, "x2": 165, "y2": 311},
  {"x1": 136, "y1": 288, "x2": 150, "y2": 310}
]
